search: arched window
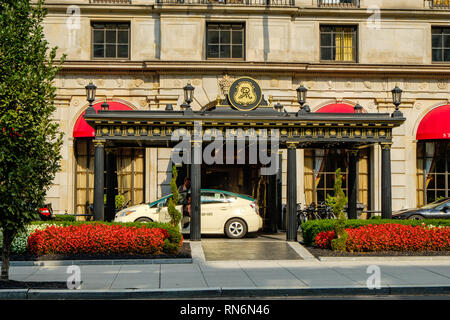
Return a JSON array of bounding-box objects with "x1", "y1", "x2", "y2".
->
[
  {"x1": 304, "y1": 103, "x2": 371, "y2": 213},
  {"x1": 416, "y1": 105, "x2": 450, "y2": 206},
  {"x1": 73, "y1": 102, "x2": 145, "y2": 217}
]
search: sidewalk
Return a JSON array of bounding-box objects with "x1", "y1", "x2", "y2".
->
[{"x1": 2, "y1": 239, "x2": 450, "y2": 299}]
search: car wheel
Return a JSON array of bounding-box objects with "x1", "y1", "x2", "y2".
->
[
  {"x1": 225, "y1": 218, "x2": 247, "y2": 239},
  {"x1": 135, "y1": 217, "x2": 153, "y2": 223},
  {"x1": 408, "y1": 215, "x2": 424, "y2": 220}
]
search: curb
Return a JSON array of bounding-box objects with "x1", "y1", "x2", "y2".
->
[
  {"x1": 2, "y1": 285, "x2": 450, "y2": 300},
  {"x1": 9, "y1": 258, "x2": 192, "y2": 267},
  {"x1": 318, "y1": 256, "x2": 450, "y2": 262}
]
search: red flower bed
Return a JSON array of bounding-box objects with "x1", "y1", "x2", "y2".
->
[
  {"x1": 315, "y1": 224, "x2": 450, "y2": 252},
  {"x1": 27, "y1": 224, "x2": 169, "y2": 255}
]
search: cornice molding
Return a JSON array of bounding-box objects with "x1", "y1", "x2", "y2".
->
[{"x1": 58, "y1": 60, "x2": 450, "y2": 76}]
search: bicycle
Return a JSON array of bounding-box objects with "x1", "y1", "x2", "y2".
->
[
  {"x1": 297, "y1": 202, "x2": 322, "y2": 230},
  {"x1": 316, "y1": 201, "x2": 336, "y2": 219}
]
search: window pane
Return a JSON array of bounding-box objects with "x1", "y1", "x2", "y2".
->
[
  {"x1": 207, "y1": 44, "x2": 219, "y2": 58},
  {"x1": 92, "y1": 23, "x2": 105, "y2": 29},
  {"x1": 208, "y1": 30, "x2": 219, "y2": 44},
  {"x1": 105, "y1": 44, "x2": 116, "y2": 58},
  {"x1": 93, "y1": 44, "x2": 104, "y2": 58},
  {"x1": 118, "y1": 31, "x2": 128, "y2": 44},
  {"x1": 232, "y1": 31, "x2": 242, "y2": 44},
  {"x1": 93, "y1": 30, "x2": 104, "y2": 44},
  {"x1": 232, "y1": 45, "x2": 242, "y2": 58},
  {"x1": 220, "y1": 45, "x2": 231, "y2": 58},
  {"x1": 117, "y1": 45, "x2": 128, "y2": 58},
  {"x1": 444, "y1": 35, "x2": 450, "y2": 48},
  {"x1": 220, "y1": 30, "x2": 231, "y2": 44},
  {"x1": 433, "y1": 49, "x2": 443, "y2": 62},
  {"x1": 320, "y1": 33, "x2": 332, "y2": 46},
  {"x1": 106, "y1": 30, "x2": 116, "y2": 44},
  {"x1": 444, "y1": 49, "x2": 450, "y2": 62},
  {"x1": 321, "y1": 47, "x2": 333, "y2": 60}
]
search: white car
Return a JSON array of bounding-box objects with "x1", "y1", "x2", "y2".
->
[{"x1": 114, "y1": 189, "x2": 263, "y2": 239}]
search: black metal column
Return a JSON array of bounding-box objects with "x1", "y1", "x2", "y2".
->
[
  {"x1": 105, "y1": 150, "x2": 115, "y2": 222},
  {"x1": 347, "y1": 150, "x2": 358, "y2": 219},
  {"x1": 190, "y1": 141, "x2": 201, "y2": 241},
  {"x1": 286, "y1": 144, "x2": 297, "y2": 242},
  {"x1": 381, "y1": 143, "x2": 392, "y2": 219},
  {"x1": 94, "y1": 140, "x2": 105, "y2": 221},
  {"x1": 276, "y1": 152, "x2": 283, "y2": 231}
]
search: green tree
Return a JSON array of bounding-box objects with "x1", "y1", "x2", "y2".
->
[
  {"x1": 0, "y1": 0, "x2": 65, "y2": 280},
  {"x1": 167, "y1": 165, "x2": 182, "y2": 228},
  {"x1": 325, "y1": 168, "x2": 349, "y2": 252}
]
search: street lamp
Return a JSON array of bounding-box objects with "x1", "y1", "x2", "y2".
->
[
  {"x1": 296, "y1": 84, "x2": 310, "y2": 115},
  {"x1": 183, "y1": 82, "x2": 195, "y2": 105},
  {"x1": 354, "y1": 103, "x2": 364, "y2": 114},
  {"x1": 391, "y1": 85, "x2": 403, "y2": 117},
  {"x1": 85, "y1": 82, "x2": 97, "y2": 114},
  {"x1": 101, "y1": 100, "x2": 109, "y2": 111},
  {"x1": 274, "y1": 101, "x2": 283, "y2": 112}
]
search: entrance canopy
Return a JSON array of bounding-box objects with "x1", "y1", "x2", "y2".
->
[
  {"x1": 84, "y1": 103, "x2": 404, "y2": 150},
  {"x1": 73, "y1": 102, "x2": 133, "y2": 138},
  {"x1": 416, "y1": 105, "x2": 450, "y2": 140}
]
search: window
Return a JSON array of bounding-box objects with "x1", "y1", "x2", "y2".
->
[
  {"x1": 432, "y1": 27, "x2": 450, "y2": 62},
  {"x1": 201, "y1": 192, "x2": 227, "y2": 204},
  {"x1": 92, "y1": 22, "x2": 130, "y2": 59},
  {"x1": 304, "y1": 148, "x2": 370, "y2": 210},
  {"x1": 206, "y1": 23, "x2": 244, "y2": 59},
  {"x1": 320, "y1": 25, "x2": 357, "y2": 62},
  {"x1": 416, "y1": 141, "x2": 449, "y2": 206},
  {"x1": 74, "y1": 139, "x2": 144, "y2": 215}
]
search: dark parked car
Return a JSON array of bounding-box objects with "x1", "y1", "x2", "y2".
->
[
  {"x1": 392, "y1": 198, "x2": 450, "y2": 220},
  {"x1": 38, "y1": 203, "x2": 53, "y2": 221}
]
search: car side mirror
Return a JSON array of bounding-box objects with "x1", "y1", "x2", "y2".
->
[{"x1": 442, "y1": 207, "x2": 449, "y2": 213}]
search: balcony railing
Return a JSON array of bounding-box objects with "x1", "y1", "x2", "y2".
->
[
  {"x1": 426, "y1": 0, "x2": 450, "y2": 9},
  {"x1": 155, "y1": 0, "x2": 294, "y2": 6},
  {"x1": 318, "y1": 0, "x2": 359, "y2": 7}
]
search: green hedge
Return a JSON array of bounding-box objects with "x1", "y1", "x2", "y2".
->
[
  {"x1": 2, "y1": 221, "x2": 183, "y2": 255},
  {"x1": 301, "y1": 219, "x2": 450, "y2": 246}
]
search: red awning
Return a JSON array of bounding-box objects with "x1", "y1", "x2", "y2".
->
[
  {"x1": 73, "y1": 102, "x2": 133, "y2": 138},
  {"x1": 416, "y1": 105, "x2": 450, "y2": 140},
  {"x1": 316, "y1": 103, "x2": 356, "y2": 113}
]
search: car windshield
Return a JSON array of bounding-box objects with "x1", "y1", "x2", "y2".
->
[{"x1": 420, "y1": 198, "x2": 449, "y2": 209}]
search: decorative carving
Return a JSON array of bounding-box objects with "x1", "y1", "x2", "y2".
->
[
  {"x1": 437, "y1": 80, "x2": 448, "y2": 90},
  {"x1": 270, "y1": 78, "x2": 279, "y2": 88},
  {"x1": 76, "y1": 78, "x2": 86, "y2": 86},
  {"x1": 218, "y1": 74, "x2": 234, "y2": 96},
  {"x1": 135, "y1": 79, "x2": 144, "y2": 88},
  {"x1": 327, "y1": 80, "x2": 334, "y2": 90},
  {"x1": 363, "y1": 81, "x2": 372, "y2": 89}
]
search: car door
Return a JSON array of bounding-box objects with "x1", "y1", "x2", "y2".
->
[
  {"x1": 155, "y1": 196, "x2": 183, "y2": 223},
  {"x1": 201, "y1": 191, "x2": 230, "y2": 233},
  {"x1": 433, "y1": 201, "x2": 450, "y2": 219}
]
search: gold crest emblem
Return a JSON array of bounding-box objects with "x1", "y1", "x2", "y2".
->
[{"x1": 233, "y1": 81, "x2": 257, "y2": 107}]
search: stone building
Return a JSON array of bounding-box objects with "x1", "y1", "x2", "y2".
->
[{"x1": 42, "y1": 0, "x2": 449, "y2": 225}]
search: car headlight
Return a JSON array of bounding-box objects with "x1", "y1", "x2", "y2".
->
[{"x1": 117, "y1": 210, "x2": 135, "y2": 217}]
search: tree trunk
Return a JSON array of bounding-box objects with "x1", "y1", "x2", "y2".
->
[{"x1": 1, "y1": 228, "x2": 15, "y2": 281}]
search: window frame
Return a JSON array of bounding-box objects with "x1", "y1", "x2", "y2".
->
[
  {"x1": 319, "y1": 24, "x2": 358, "y2": 63},
  {"x1": 91, "y1": 21, "x2": 131, "y2": 60},
  {"x1": 431, "y1": 26, "x2": 450, "y2": 64},
  {"x1": 205, "y1": 22, "x2": 246, "y2": 61}
]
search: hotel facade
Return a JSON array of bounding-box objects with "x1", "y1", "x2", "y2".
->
[{"x1": 42, "y1": 0, "x2": 449, "y2": 230}]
